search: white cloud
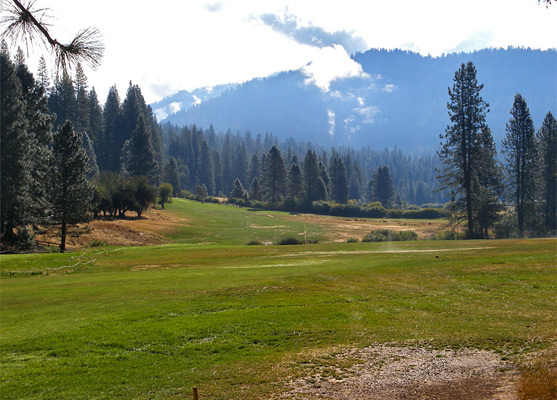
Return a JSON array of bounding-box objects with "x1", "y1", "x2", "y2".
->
[
  {"x1": 169, "y1": 102, "x2": 182, "y2": 114},
  {"x1": 382, "y1": 84, "x2": 396, "y2": 93},
  {"x1": 327, "y1": 109, "x2": 335, "y2": 136},
  {"x1": 355, "y1": 105, "x2": 380, "y2": 124},
  {"x1": 13, "y1": 0, "x2": 557, "y2": 103},
  {"x1": 302, "y1": 44, "x2": 369, "y2": 91},
  {"x1": 154, "y1": 108, "x2": 168, "y2": 121},
  {"x1": 192, "y1": 95, "x2": 201, "y2": 106}
]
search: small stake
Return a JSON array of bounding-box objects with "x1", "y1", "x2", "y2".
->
[{"x1": 193, "y1": 387, "x2": 198, "y2": 400}]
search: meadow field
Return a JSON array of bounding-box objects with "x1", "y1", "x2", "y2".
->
[{"x1": 1, "y1": 199, "x2": 555, "y2": 399}]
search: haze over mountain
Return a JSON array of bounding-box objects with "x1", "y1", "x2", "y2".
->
[{"x1": 155, "y1": 48, "x2": 556, "y2": 149}]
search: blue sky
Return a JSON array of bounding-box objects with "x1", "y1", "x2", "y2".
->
[{"x1": 4, "y1": 0, "x2": 556, "y2": 103}]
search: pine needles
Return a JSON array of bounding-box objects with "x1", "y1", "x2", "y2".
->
[{"x1": 0, "y1": 0, "x2": 104, "y2": 72}]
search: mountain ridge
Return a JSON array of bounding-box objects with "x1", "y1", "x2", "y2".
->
[{"x1": 154, "y1": 48, "x2": 557, "y2": 149}]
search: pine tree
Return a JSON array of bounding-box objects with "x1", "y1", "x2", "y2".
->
[
  {"x1": 221, "y1": 130, "x2": 234, "y2": 194},
  {"x1": 36, "y1": 55, "x2": 50, "y2": 90},
  {"x1": 348, "y1": 161, "x2": 364, "y2": 201},
  {"x1": 74, "y1": 63, "x2": 90, "y2": 134},
  {"x1": 101, "y1": 86, "x2": 123, "y2": 172},
  {"x1": 303, "y1": 150, "x2": 322, "y2": 202},
  {"x1": 197, "y1": 141, "x2": 216, "y2": 195},
  {"x1": 49, "y1": 121, "x2": 94, "y2": 253},
  {"x1": 234, "y1": 142, "x2": 248, "y2": 186},
  {"x1": 164, "y1": 157, "x2": 181, "y2": 196},
  {"x1": 49, "y1": 70, "x2": 76, "y2": 130},
  {"x1": 248, "y1": 177, "x2": 262, "y2": 201},
  {"x1": 212, "y1": 149, "x2": 223, "y2": 195},
  {"x1": 247, "y1": 153, "x2": 261, "y2": 185},
  {"x1": 262, "y1": 146, "x2": 287, "y2": 203},
  {"x1": 501, "y1": 94, "x2": 539, "y2": 237},
  {"x1": 289, "y1": 163, "x2": 304, "y2": 200},
  {"x1": 474, "y1": 126, "x2": 504, "y2": 238},
  {"x1": 330, "y1": 157, "x2": 348, "y2": 204},
  {"x1": 370, "y1": 166, "x2": 395, "y2": 208},
  {"x1": 15, "y1": 50, "x2": 55, "y2": 227},
  {"x1": 82, "y1": 132, "x2": 99, "y2": 178},
  {"x1": 537, "y1": 112, "x2": 557, "y2": 232},
  {"x1": 438, "y1": 62, "x2": 490, "y2": 238},
  {"x1": 230, "y1": 178, "x2": 247, "y2": 200},
  {"x1": 88, "y1": 88, "x2": 103, "y2": 148},
  {"x1": 0, "y1": 50, "x2": 32, "y2": 241},
  {"x1": 126, "y1": 114, "x2": 159, "y2": 182}
]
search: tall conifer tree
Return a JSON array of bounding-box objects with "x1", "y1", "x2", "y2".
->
[
  {"x1": 438, "y1": 62, "x2": 490, "y2": 238},
  {"x1": 262, "y1": 146, "x2": 287, "y2": 203},
  {"x1": 49, "y1": 121, "x2": 94, "y2": 253},
  {"x1": 330, "y1": 157, "x2": 349, "y2": 204},
  {"x1": 537, "y1": 112, "x2": 557, "y2": 232},
  {"x1": 502, "y1": 94, "x2": 539, "y2": 237}
]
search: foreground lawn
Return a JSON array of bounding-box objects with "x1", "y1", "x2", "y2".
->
[{"x1": 1, "y1": 238, "x2": 555, "y2": 399}]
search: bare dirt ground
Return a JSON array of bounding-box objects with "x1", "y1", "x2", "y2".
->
[
  {"x1": 36, "y1": 208, "x2": 174, "y2": 249},
  {"x1": 279, "y1": 344, "x2": 556, "y2": 400}
]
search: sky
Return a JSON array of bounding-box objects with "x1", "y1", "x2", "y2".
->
[{"x1": 3, "y1": 0, "x2": 556, "y2": 104}]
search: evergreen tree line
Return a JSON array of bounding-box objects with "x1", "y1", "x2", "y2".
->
[
  {"x1": 162, "y1": 124, "x2": 447, "y2": 207},
  {"x1": 2, "y1": 49, "x2": 554, "y2": 249},
  {"x1": 438, "y1": 61, "x2": 556, "y2": 238},
  {"x1": 1, "y1": 48, "x2": 94, "y2": 252}
]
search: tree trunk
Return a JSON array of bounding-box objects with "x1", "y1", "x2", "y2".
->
[{"x1": 60, "y1": 218, "x2": 67, "y2": 253}]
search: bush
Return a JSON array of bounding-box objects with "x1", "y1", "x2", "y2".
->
[
  {"x1": 346, "y1": 237, "x2": 359, "y2": 243},
  {"x1": 386, "y1": 208, "x2": 448, "y2": 219},
  {"x1": 89, "y1": 240, "x2": 109, "y2": 247},
  {"x1": 15, "y1": 227, "x2": 35, "y2": 251},
  {"x1": 432, "y1": 230, "x2": 465, "y2": 240},
  {"x1": 494, "y1": 212, "x2": 520, "y2": 239},
  {"x1": 246, "y1": 239, "x2": 262, "y2": 245},
  {"x1": 277, "y1": 236, "x2": 304, "y2": 245},
  {"x1": 362, "y1": 229, "x2": 418, "y2": 242},
  {"x1": 249, "y1": 200, "x2": 265, "y2": 210}
]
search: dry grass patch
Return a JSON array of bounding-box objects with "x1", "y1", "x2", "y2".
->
[{"x1": 280, "y1": 213, "x2": 448, "y2": 241}]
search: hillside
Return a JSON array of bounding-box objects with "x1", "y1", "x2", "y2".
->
[{"x1": 157, "y1": 48, "x2": 557, "y2": 149}]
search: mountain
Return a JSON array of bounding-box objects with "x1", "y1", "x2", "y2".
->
[
  {"x1": 151, "y1": 83, "x2": 236, "y2": 121},
  {"x1": 156, "y1": 48, "x2": 557, "y2": 149}
]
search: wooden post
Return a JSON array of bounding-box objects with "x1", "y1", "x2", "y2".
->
[{"x1": 193, "y1": 387, "x2": 198, "y2": 400}]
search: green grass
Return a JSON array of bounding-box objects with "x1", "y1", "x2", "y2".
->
[
  {"x1": 162, "y1": 199, "x2": 325, "y2": 245},
  {"x1": 0, "y1": 200, "x2": 555, "y2": 399}
]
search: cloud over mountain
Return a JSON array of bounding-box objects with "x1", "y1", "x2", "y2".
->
[{"x1": 258, "y1": 11, "x2": 367, "y2": 54}]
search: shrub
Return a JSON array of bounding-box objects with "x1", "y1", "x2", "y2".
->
[
  {"x1": 432, "y1": 230, "x2": 465, "y2": 240},
  {"x1": 15, "y1": 227, "x2": 35, "y2": 251},
  {"x1": 277, "y1": 236, "x2": 304, "y2": 245},
  {"x1": 493, "y1": 212, "x2": 520, "y2": 239},
  {"x1": 89, "y1": 240, "x2": 109, "y2": 247},
  {"x1": 346, "y1": 237, "x2": 359, "y2": 243},
  {"x1": 246, "y1": 239, "x2": 262, "y2": 245},
  {"x1": 362, "y1": 229, "x2": 418, "y2": 242}
]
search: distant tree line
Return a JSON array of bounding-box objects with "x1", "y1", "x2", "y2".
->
[{"x1": 1, "y1": 46, "x2": 555, "y2": 251}]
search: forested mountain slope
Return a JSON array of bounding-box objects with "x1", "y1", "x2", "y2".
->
[{"x1": 158, "y1": 48, "x2": 556, "y2": 149}]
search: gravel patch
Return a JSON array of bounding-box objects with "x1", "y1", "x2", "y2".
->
[{"x1": 281, "y1": 345, "x2": 518, "y2": 399}]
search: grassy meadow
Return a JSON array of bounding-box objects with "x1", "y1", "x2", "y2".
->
[{"x1": 1, "y1": 199, "x2": 555, "y2": 399}]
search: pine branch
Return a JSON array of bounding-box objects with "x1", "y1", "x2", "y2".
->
[{"x1": 1, "y1": 0, "x2": 104, "y2": 72}]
